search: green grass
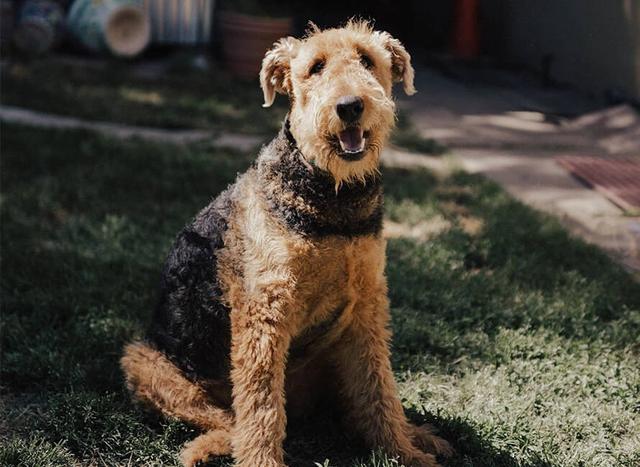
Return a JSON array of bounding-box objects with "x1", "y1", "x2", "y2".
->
[
  {"x1": 2, "y1": 123, "x2": 638, "y2": 466},
  {"x1": 1, "y1": 58, "x2": 446, "y2": 155},
  {"x1": 0, "y1": 57, "x2": 287, "y2": 134}
]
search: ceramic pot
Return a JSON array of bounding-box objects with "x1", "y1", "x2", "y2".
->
[
  {"x1": 143, "y1": 0, "x2": 215, "y2": 45},
  {"x1": 67, "y1": 0, "x2": 150, "y2": 57}
]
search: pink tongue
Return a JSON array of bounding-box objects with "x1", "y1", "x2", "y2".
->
[{"x1": 338, "y1": 127, "x2": 364, "y2": 152}]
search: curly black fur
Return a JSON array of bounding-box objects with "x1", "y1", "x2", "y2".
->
[
  {"x1": 147, "y1": 190, "x2": 233, "y2": 382},
  {"x1": 259, "y1": 122, "x2": 384, "y2": 238}
]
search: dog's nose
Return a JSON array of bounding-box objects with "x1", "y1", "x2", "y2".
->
[{"x1": 336, "y1": 95, "x2": 364, "y2": 124}]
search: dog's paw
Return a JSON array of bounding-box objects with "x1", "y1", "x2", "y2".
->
[
  {"x1": 180, "y1": 430, "x2": 231, "y2": 467},
  {"x1": 408, "y1": 423, "x2": 454, "y2": 458},
  {"x1": 180, "y1": 446, "x2": 211, "y2": 467},
  {"x1": 180, "y1": 443, "x2": 213, "y2": 467},
  {"x1": 399, "y1": 449, "x2": 441, "y2": 467}
]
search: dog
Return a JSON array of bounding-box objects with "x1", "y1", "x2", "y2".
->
[{"x1": 121, "y1": 20, "x2": 452, "y2": 467}]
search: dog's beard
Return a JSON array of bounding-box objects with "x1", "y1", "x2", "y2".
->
[
  {"x1": 291, "y1": 93, "x2": 394, "y2": 188},
  {"x1": 321, "y1": 128, "x2": 387, "y2": 190}
]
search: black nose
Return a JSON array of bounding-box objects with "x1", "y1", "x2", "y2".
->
[{"x1": 336, "y1": 95, "x2": 364, "y2": 124}]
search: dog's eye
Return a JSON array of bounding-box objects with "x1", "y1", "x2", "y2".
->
[
  {"x1": 309, "y1": 59, "x2": 325, "y2": 76},
  {"x1": 360, "y1": 54, "x2": 374, "y2": 69}
]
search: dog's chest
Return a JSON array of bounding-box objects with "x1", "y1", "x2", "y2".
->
[
  {"x1": 294, "y1": 240, "x2": 351, "y2": 322},
  {"x1": 228, "y1": 169, "x2": 386, "y2": 351},
  {"x1": 290, "y1": 235, "x2": 385, "y2": 336}
]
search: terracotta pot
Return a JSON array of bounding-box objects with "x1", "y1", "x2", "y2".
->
[{"x1": 220, "y1": 11, "x2": 292, "y2": 80}]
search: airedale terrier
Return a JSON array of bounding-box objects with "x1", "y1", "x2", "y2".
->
[{"x1": 121, "y1": 20, "x2": 452, "y2": 467}]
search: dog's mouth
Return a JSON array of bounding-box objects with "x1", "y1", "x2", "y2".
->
[{"x1": 335, "y1": 127, "x2": 370, "y2": 161}]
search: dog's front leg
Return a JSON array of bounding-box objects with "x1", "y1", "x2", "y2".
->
[
  {"x1": 230, "y1": 290, "x2": 292, "y2": 467},
  {"x1": 335, "y1": 291, "x2": 440, "y2": 467}
]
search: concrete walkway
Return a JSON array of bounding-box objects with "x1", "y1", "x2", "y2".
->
[{"x1": 401, "y1": 64, "x2": 640, "y2": 273}]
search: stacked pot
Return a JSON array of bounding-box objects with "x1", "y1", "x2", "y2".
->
[{"x1": 9, "y1": 0, "x2": 150, "y2": 57}]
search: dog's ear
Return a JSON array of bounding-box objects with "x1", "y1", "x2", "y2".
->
[
  {"x1": 376, "y1": 32, "x2": 416, "y2": 95},
  {"x1": 260, "y1": 37, "x2": 299, "y2": 107}
]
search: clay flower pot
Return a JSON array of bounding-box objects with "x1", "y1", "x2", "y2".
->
[{"x1": 220, "y1": 11, "x2": 292, "y2": 80}]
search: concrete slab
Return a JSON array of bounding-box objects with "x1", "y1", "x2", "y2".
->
[
  {"x1": 403, "y1": 64, "x2": 640, "y2": 274},
  {"x1": 455, "y1": 148, "x2": 640, "y2": 272}
]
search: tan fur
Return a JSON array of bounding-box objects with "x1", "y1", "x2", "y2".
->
[
  {"x1": 261, "y1": 19, "x2": 414, "y2": 187},
  {"x1": 121, "y1": 20, "x2": 451, "y2": 467},
  {"x1": 121, "y1": 342, "x2": 233, "y2": 431},
  {"x1": 180, "y1": 429, "x2": 232, "y2": 467}
]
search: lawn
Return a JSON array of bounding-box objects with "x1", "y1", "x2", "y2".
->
[
  {"x1": 1, "y1": 57, "x2": 285, "y2": 134},
  {"x1": 2, "y1": 122, "x2": 639, "y2": 466},
  {"x1": 0, "y1": 58, "x2": 443, "y2": 154},
  {"x1": 1, "y1": 60, "x2": 639, "y2": 467}
]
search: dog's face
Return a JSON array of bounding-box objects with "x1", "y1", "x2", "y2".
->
[{"x1": 260, "y1": 20, "x2": 415, "y2": 186}]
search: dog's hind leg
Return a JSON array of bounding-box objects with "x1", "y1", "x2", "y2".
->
[{"x1": 120, "y1": 341, "x2": 234, "y2": 432}]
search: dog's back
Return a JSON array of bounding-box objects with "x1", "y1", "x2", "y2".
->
[{"x1": 147, "y1": 187, "x2": 234, "y2": 381}]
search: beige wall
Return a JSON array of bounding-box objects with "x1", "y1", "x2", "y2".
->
[{"x1": 503, "y1": 0, "x2": 640, "y2": 99}]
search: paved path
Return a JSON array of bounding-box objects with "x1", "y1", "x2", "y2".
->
[{"x1": 401, "y1": 64, "x2": 640, "y2": 274}]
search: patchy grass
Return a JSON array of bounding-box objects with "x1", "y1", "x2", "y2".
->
[
  {"x1": 1, "y1": 124, "x2": 639, "y2": 467},
  {"x1": 1, "y1": 58, "x2": 445, "y2": 155},
  {"x1": 0, "y1": 57, "x2": 287, "y2": 134}
]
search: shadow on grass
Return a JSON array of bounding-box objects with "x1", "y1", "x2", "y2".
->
[
  {"x1": 391, "y1": 111, "x2": 448, "y2": 155},
  {"x1": 1, "y1": 125, "x2": 252, "y2": 394},
  {"x1": 1, "y1": 58, "x2": 288, "y2": 134},
  {"x1": 284, "y1": 407, "x2": 536, "y2": 467},
  {"x1": 405, "y1": 409, "x2": 551, "y2": 467},
  {"x1": 383, "y1": 167, "x2": 640, "y2": 368}
]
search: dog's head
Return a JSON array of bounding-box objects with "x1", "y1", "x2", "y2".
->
[{"x1": 260, "y1": 20, "x2": 415, "y2": 186}]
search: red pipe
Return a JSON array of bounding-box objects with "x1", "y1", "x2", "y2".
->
[{"x1": 452, "y1": 0, "x2": 480, "y2": 58}]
